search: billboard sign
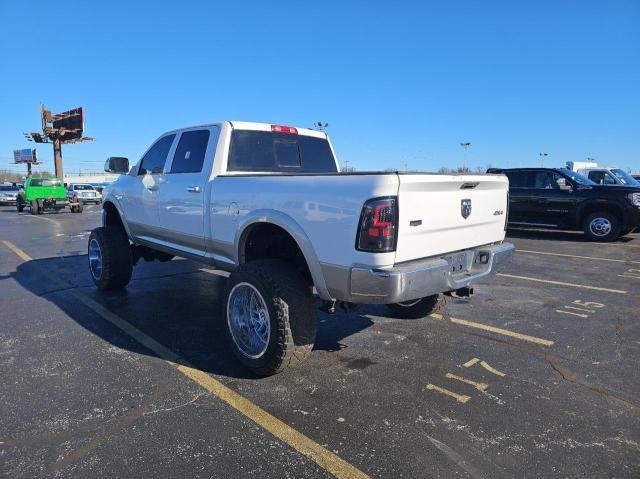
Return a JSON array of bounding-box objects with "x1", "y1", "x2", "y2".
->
[
  {"x1": 13, "y1": 149, "x2": 37, "y2": 163},
  {"x1": 52, "y1": 107, "x2": 84, "y2": 142}
]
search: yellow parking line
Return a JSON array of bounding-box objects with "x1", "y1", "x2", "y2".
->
[
  {"x1": 1, "y1": 240, "x2": 369, "y2": 479},
  {"x1": 429, "y1": 313, "x2": 554, "y2": 346},
  {"x1": 445, "y1": 373, "x2": 488, "y2": 391},
  {"x1": 2, "y1": 240, "x2": 32, "y2": 262},
  {"x1": 496, "y1": 273, "x2": 627, "y2": 294},
  {"x1": 426, "y1": 384, "x2": 471, "y2": 403},
  {"x1": 517, "y1": 249, "x2": 640, "y2": 265}
]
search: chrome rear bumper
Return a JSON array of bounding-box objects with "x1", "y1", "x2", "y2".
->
[{"x1": 322, "y1": 242, "x2": 515, "y2": 304}]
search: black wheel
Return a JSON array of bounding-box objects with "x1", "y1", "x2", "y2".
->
[
  {"x1": 30, "y1": 200, "x2": 38, "y2": 215},
  {"x1": 223, "y1": 259, "x2": 317, "y2": 376},
  {"x1": 88, "y1": 226, "x2": 133, "y2": 290},
  {"x1": 387, "y1": 294, "x2": 447, "y2": 319},
  {"x1": 75, "y1": 200, "x2": 84, "y2": 213},
  {"x1": 36, "y1": 200, "x2": 43, "y2": 214},
  {"x1": 16, "y1": 203, "x2": 24, "y2": 213},
  {"x1": 583, "y1": 211, "x2": 621, "y2": 242}
]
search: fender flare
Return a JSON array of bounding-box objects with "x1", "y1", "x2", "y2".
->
[
  {"x1": 235, "y1": 209, "x2": 331, "y2": 300},
  {"x1": 101, "y1": 194, "x2": 134, "y2": 240},
  {"x1": 576, "y1": 199, "x2": 624, "y2": 225}
]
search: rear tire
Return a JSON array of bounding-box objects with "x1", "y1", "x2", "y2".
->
[
  {"x1": 387, "y1": 294, "x2": 447, "y2": 319},
  {"x1": 583, "y1": 211, "x2": 621, "y2": 242},
  {"x1": 72, "y1": 201, "x2": 84, "y2": 213},
  {"x1": 223, "y1": 259, "x2": 316, "y2": 376},
  {"x1": 30, "y1": 200, "x2": 38, "y2": 215},
  {"x1": 88, "y1": 226, "x2": 133, "y2": 290}
]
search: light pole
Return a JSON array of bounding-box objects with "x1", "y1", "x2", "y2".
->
[
  {"x1": 539, "y1": 152, "x2": 548, "y2": 166},
  {"x1": 460, "y1": 142, "x2": 471, "y2": 171}
]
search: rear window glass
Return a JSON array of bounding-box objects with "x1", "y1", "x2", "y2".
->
[
  {"x1": 30, "y1": 178, "x2": 61, "y2": 187},
  {"x1": 228, "y1": 131, "x2": 337, "y2": 173}
]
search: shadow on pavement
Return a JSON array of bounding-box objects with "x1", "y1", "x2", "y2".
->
[
  {"x1": 507, "y1": 227, "x2": 638, "y2": 243},
  {"x1": 11, "y1": 254, "x2": 374, "y2": 380}
]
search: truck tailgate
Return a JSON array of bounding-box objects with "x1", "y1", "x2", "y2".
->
[{"x1": 395, "y1": 174, "x2": 508, "y2": 263}]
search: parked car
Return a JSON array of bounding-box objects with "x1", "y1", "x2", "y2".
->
[
  {"x1": 67, "y1": 183, "x2": 102, "y2": 204},
  {"x1": 487, "y1": 167, "x2": 640, "y2": 241},
  {"x1": 0, "y1": 184, "x2": 19, "y2": 205},
  {"x1": 16, "y1": 177, "x2": 83, "y2": 214},
  {"x1": 90, "y1": 121, "x2": 514, "y2": 376},
  {"x1": 566, "y1": 161, "x2": 640, "y2": 187}
]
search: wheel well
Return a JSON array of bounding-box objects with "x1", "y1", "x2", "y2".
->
[
  {"x1": 240, "y1": 223, "x2": 313, "y2": 286},
  {"x1": 103, "y1": 202, "x2": 126, "y2": 232},
  {"x1": 579, "y1": 203, "x2": 622, "y2": 225}
]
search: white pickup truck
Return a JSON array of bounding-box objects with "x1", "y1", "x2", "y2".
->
[{"x1": 90, "y1": 121, "x2": 514, "y2": 375}]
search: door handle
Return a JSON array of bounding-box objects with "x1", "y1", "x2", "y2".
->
[
  {"x1": 187, "y1": 186, "x2": 201, "y2": 193},
  {"x1": 146, "y1": 185, "x2": 159, "y2": 191}
]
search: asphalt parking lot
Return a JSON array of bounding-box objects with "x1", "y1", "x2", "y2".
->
[{"x1": 1, "y1": 205, "x2": 638, "y2": 478}]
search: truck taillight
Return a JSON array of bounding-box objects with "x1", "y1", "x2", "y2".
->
[
  {"x1": 356, "y1": 197, "x2": 397, "y2": 252},
  {"x1": 271, "y1": 125, "x2": 298, "y2": 134}
]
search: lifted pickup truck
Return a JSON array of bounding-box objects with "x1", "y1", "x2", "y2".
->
[{"x1": 91, "y1": 121, "x2": 514, "y2": 375}]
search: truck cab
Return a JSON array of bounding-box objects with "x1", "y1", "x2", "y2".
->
[{"x1": 566, "y1": 161, "x2": 640, "y2": 187}]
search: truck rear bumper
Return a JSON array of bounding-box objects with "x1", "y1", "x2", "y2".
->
[{"x1": 321, "y1": 242, "x2": 514, "y2": 304}]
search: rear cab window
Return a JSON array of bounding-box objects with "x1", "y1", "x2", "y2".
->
[
  {"x1": 170, "y1": 130, "x2": 210, "y2": 173},
  {"x1": 227, "y1": 130, "x2": 337, "y2": 173}
]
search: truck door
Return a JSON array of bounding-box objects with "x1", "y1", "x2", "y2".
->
[
  {"x1": 504, "y1": 170, "x2": 539, "y2": 224},
  {"x1": 156, "y1": 126, "x2": 219, "y2": 254},
  {"x1": 531, "y1": 171, "x2": 577, "y2": 226},
  {"x1": 123, "y1": 134, "x2": 176, "y2": 240}
]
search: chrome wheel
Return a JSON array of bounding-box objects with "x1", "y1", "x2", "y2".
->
[
  {"x1": 227, "y1": 282, "x2": 270, "y2": 359},
  {"x1": 589, "y1": 217, "x2": 612, "y2": 237},
  {"x1": 88, "y1": 238, "x2": 103, "y2": 280}
]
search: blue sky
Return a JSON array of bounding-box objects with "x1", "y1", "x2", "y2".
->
[{"x1": 1, "y1": 0, "x2": 639, "y2": 175}]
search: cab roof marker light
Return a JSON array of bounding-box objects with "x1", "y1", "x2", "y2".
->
[{"x1": 271, "y1": 125, "x2": 298, "y2": 134}]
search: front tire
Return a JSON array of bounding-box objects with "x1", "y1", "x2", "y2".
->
[
  {"x1": 88, "y1": 226, "x2": 133, "y2": 290},
  {"x1": 583, "y1": 211, "x2": 621, "y2": 242},
  {"x1": 387, "y1": 294, "x2": 447, "y2": 319},
  {"x1": 223, "y1": 259, "x2": 316, "y2": 376}
]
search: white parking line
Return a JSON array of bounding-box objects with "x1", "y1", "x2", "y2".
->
[
  {"x1": 517, "y1": 249, "x2": 640, "y2": 265},
  {"x1": 496, "y1": 273, "x2": 627, "y2": 294}
]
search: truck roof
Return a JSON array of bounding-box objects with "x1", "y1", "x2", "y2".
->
[{"x1": 165, "y1": 121, "x2": 328, "y2": 139}]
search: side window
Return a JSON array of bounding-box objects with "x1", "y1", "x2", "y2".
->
[
  {"x1": 170, "y1": 130, "x2": 210, "y2": 174},
  {"x1": 505, "y1": 171, "x2": 529, "y2": 188},
  {"x1": 533, "y1": 171, "x2": 554, "y2": 189},
  {"x1": 588, "y1": 171, "x2": 605, "y2": 184},
  {"x1": 274, "y1": 139, "x2": 301, "y2": 167},
  {"x1": 138, "y1": 135, "x2": 176, "y2": 175},
  {"x1": 603, "y1": 173, "x2": 617, "y2": 185}
]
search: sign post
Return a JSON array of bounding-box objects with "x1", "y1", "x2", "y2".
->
[
  {"x1": 13, "y1": 148, "x2": 40, "y2": 177},
  {"x1": 24, "y1": 104, "x2": 94, "y2": 179}
]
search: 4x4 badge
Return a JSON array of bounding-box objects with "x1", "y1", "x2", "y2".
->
[{"x1": 461, "y1": 199, "x2": 472, "y2": 219}]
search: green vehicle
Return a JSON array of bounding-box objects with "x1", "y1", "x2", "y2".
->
[{"x1": 16, "y1": 177, "x2": 83, "y2": 214}]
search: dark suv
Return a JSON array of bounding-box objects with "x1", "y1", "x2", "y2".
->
[{"x1": 487, "y1": 168, "x2": 640, "y2": 241}]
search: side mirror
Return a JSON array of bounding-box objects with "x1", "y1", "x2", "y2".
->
[{"x1": 105, "y1": 157, "x2": 129, "y2": 174}]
